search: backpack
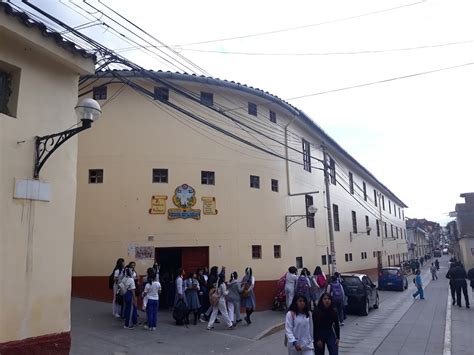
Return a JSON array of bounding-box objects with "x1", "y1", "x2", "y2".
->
[
  {"x1": 173, "y1": 298, "x2": 188, "y2": 325},
  {"x1": 277, "y1": 273, "x2": 287, "y2": 292},
  {"x1": 209, "y1": 285, "x2": 220, "y2": 306},
  {"x1": 296, "y1": 276, "x2": 310, "y2": 295},
  {"x1": 117, "y1": 280, "x2": 129, "y2": 296},
  {"x1": 108, "y1": 272, "x2": 115, "y2": 290},
  {"x1": 309, "y1": 276, "x2": 319, "y2": 291},
  {"x1": 330, "y1": 282, "x2": 343, "y2": 301},
  {"x1": 316, "y1": 275, "x2": 327, "y2": 288}
]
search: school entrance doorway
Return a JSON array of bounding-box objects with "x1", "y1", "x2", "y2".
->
[{"x1": 155, "y1": 246, "x2": 209, "y2": 309}]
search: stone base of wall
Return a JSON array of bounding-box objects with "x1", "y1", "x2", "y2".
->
[
  {"x1": 0, "y1": 332, "x2": 70, "y2": 355},
  {"x1": 72, "y1": 276, "x2": 276, "y2": 310}
]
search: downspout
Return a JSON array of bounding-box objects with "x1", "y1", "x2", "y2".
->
[{"x1": 285, "y1": 115, "x2": 298, "y2": 196}]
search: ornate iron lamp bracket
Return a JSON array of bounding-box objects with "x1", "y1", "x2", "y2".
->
[{"x1": 34, "y1": 120, "x2": 91, "y2": 179}]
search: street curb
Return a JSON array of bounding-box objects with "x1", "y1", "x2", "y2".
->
[{"x1": 253, "y1": 321, "x2": 285, "y2": 340}]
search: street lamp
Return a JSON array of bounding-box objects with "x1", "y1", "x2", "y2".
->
[
  {"x1": 350, "y1": 227, "x2": 372, "y2": 242},
  {"x1": 34, "y1": 98, "x2": 101, "y2": 179},
  {"x1": 285, "y1": 205, "x2": 318, "y2": 231}
]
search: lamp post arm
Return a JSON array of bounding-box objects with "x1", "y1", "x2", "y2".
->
[{"x1": 34, "y1": 120, "x2": 91, "y2": 179}]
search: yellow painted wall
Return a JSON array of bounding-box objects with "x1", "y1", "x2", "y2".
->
[{"x1": 0, "y1": 15, "x2": 94, "y2": 343}]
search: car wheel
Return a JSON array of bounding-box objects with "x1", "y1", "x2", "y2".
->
[
  {"x1": 361, "y1": 298, "x2": 369, "y2": 316},
  {"x1": 373, "y1": 294, "x2": 379, "y2": 309}
]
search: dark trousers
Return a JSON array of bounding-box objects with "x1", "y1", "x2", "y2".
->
[
  {"x1": 124, "y1": 291, "x2": 138, "y2": 327},
  {"x1": 146, "y1": 299, "x2": 158, "y2": 327},
  {"x1": 450, "y1": 281, "x2": 456, "y2": 303},
  {"x1": 454, "y1": 280, "x2": 470, "y2": 307},
  {"x1": 333, "y1": 300, "x2": 344, "y2": 324},
  {"x1": 315, "y1": 330, "x2": 338, "y2": 355}
]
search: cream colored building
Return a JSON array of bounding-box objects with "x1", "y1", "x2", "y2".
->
[
  {"x1": 0, "y1": 3, "x2": 95, "y2": 353},
  {"x1": 74, "y1": 70, "x2": 408, "y2": 308}
]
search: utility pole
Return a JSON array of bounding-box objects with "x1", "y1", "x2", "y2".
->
[
  {"x1": 322, "y1": 144, "x2": 336, "y2": 274},
  {"x1": 378, "y1": 191, "x2": 384, "y2": 270}
]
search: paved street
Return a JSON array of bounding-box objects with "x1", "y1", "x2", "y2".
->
[{"x1": 71, "y1": 257, "x2": 473, "y2": 355}]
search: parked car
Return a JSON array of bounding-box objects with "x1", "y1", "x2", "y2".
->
[
  {"x1": 433, "y1": 249, "x2": 442, "y2": 257},
  {"x1": 340, "y1": 273, "x2": 379, "y2": 316},
  {"x1": 442, "y1": 248, "x2": 449, "y2": 255},
  {"x1": 378, "y1": 267, "x2": 408, "y2": 291}
]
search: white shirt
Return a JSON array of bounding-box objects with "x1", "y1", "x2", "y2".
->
[
  {"x1": 285, "y1": 311, "x2": 314, "y2": 350},
  {"x1": 176, "y1": 276, "x2": 184, "y2": 296},
  {"x1": 123, "y1": 277, "x2": 136, "y2": 291},
  {"x1": 114, "y1": 269, "x2": 124, "y2": 284},
  {"x1": 144, "y1": 281, "x2": 161, "y2": 300},
  {"x1": 285, "y1": 273, "x2": 298, "y2": 290}
]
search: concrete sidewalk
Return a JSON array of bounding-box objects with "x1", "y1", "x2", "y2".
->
[
  {"x1": 451, "y1": 285, "x2": 473, "y2": 355},
  {"x1": 70, "y1": 297, "x2": 284, "y2": 355}
]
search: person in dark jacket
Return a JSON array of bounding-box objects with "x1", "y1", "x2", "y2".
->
[
  {"x1": 313, "y1": 293, "x2": 340, "y2": 355},
  {"x1": 468, "y1": 267, "x2": 474, "y2": 294},
  {"x1": 446, "y1": 263, "x2": 457, "y2": 306},
  {"x1": 449, "y1": 262, "x2": 470, "y2": 308}
]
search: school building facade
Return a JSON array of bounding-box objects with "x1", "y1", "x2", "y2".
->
[{"x1": 72, "y1": 70, "x2": 409, "y2": 309}]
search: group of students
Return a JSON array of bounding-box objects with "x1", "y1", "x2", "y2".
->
[
  {"x1": 446, "y1": 258, "x2": 473, "y2": 309},
  {"x1": 174, "y1": 266, "x2": 257, "y2": 330}
]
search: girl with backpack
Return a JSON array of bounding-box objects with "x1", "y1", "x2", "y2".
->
[
  {"x1": 313, "y1": 266, "x2": 326, "y2": 306},
  {"x1": 227, "y1": 271, "x2": 243, "y2": 326},
  {"x1": 241, "y1": 267, "x2": 256, "y2": 325},
  {"x1": 285, "y1": 294, "x2": 314, "y2": 355},
  {"x1": 285, "y1": 267, "x2": 299, "y2": 309},
  {"x1": 184, "y1": 272, "x2": 201, "y2": 325},
  {"x1": 296, "y1": 269, "x2": 311, "y2": 304},
  {"x1": 313, "y1": 293, "x2": 340, "y2": 355},
  {"x1": 111, "y1": 258, "x2": 125, "y2": 318},
  {"x1": 207, "y1": 275, "x2": 233, "y2": 330},
  {"x1": 121, "y1": 267, "x2": 138, "y2": 329},
  {"x1": 328, "y1": 276, "x2": 345, "y2": 326},
  {"x1": 143, "y1": 268, "x2": 161, "y2": 330}
]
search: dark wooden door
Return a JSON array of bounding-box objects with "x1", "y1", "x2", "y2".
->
[{"x1": 181, "y1": 247, "x2": 209, "y2": 274}]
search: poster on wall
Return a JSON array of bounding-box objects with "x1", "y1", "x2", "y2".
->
[
  {"x1": 202, "y1": 196, "x2": 218, "y2": 215},
  {"x1": 135, "y1": 246, "x2": 154, "y2": 260},
  {"x1": 149, "y1": 195, "x2": 167, "y2": 214}
]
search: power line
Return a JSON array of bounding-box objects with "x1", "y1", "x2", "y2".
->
[
  {"x1": 178, "y1": 39, "x2": 474, "y2": 56},
  {"x1": 171, "y1": 0, "x2": 427, "y2": 46},
  {"x1": 285, "y1": 60, "x2": 474, "y2": 100}
]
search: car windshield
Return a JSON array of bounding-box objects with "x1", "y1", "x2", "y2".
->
[
  {"x1": 382, "y1": 269, "x2": 399, "y2": 276},
  {"x1": 341, "y1": 276, "x2": 362, "y2": 286}
]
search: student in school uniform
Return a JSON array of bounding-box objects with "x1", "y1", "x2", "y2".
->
[
  {"x1": 174, "y1": 268, "x2": 187, "y2": 307},
  {"x1": 185, "y1": 272, "x2": 201, "y2": 325},
  {"x1": 285, "y1": 294, "x2": 314, "y2": 355},
  {"x1": 241, "y1": 267, "x2": 256, "y2": 325},
  {"x1": 143, "y1": 268, "x2": 161, "y2": 331},
  {"x1": 227, "y1": 271, "x2": 243, "y2": 326},
  {"x1": 207, "y1": 274, "x2": 234, "y2": 330},
  {"x1": 112, "y1": 258, "x2": 125, "y2": 318},
  {"x1": 122, "y1": 267, "x2": 138, "y2": 329}
]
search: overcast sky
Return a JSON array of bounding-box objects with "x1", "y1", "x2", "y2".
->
[{"x1": 28, "y1": 0, "x2": 474, "y2": 224}]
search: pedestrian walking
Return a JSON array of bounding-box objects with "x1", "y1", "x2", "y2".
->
[
  {"x1": 450, "y1": 262, "x2": 470, "y2": 308},
  {"x1": 284, "y1": 294, "x2": 314, "y2": 355},
  {"x1": 296, "y1": 269, "x2": 311, "y2": 304},
  {"x1": 227, "y1": 271, "x2": 243, "y2": 326},
  {"x1": 241, "y1": 267, "x2": 256, "y2": 325},
  {"x1": 430, "y1": 263, "x2": 438, "y2": 280},
  {"x1": 143, "y1": 268, "x2": 161, "y2": 330},
  {"x1": 313, "y1": 293, "x2": 340, "y2": 355},
  {"x1": 285, "y1": 267, "x2": 299, "y2": 309},
  {"x1": 412, "y1": 269, "x2": 425, "y2": 300},
  {"x1": 420, "y1": 257, "x2": 424, "y2": 268},
  {"x1": 204, "y1": 266, "x2": 220, "y2": 321},
  {"x1": 111, "y1": 258, "x2": 125, "y2": 318},
  {"x1": 121, "y1": 267, "x2": 138, "y2": 329},
  {"x1": 446, "y1": 263, "x2": 457, "y2": 306},
  {"x1": 312, "y1": 266, "x2": 327, "y2": 306},
  {"x1": 197, "y1": 267, "x2": 209, "y2": 322},
  {"x1": 435, "y1": 259, "x2": 440, "y2": 271},
  {"x1": 184, "y1": 272, "x2": 201, "y2": 325},
  {"x1": 328, "y1": 276, "x2": 345, "y2": 326},
  {"x1": 207, "y1": 275, "x2": 233, "y2": 330},
  {"x1": 468, "y1": 267, "x2": 474, "y2": 296}
]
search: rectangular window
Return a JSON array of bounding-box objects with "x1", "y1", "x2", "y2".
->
[
  {"x1": 345, "y1": 253, "x2": 349, "y2": 262},
  {"x1": 376, "y1": 219, "x2": 380, "y2": 237},
  {"x1": 382, "y1": 196, "x2": 385, "y2": 210},
  {"x1": 0, "y1": 70, "x2": 12, "y2": 115},
  {"x1": 349, "y1": 172, "x2": 354, "y2": 194},
  {"x1": 345, "y1": 253, "x2": 353, "y2": 262},
  {"x1": 248, "y1": 102, "x2": 257, "y2": 116},
  {"x1": 93, "y1": 86, "x2": 107, "y2": 100},
  {"x1": 88, "y1": 169, "x2": 103, "y2": 184},
  {"x1": 271, "y1": 179, "x2": 279, "y2": 192},
  {"x1": 152, "y1": 168, "x2": 168, "y2": 183},
  {"x1": 273, "y1": 245, "x2": 281, "y2": 258},
  {"x1": 402, "y1": 210, "x2": 405, "y2": 220},
  {"x1": 361, "y1": 252, "x2": 368, "y2": 260},
  {"x1": 305, "y1": 194, "x2": 315, "y2": 228},
  {"x1": 391, "y1": 224, "x2": 394, "y2": 238},
  {"x1": 384, "y1": 222, "x2": 388, "y2": 238},
  {"x1": 252, "y1": 245, "x2": 262, "y2": 259},
  {"x1": 374, "y1": 189, "x2": 378, "y2": 207},
  {"x1": 269, "y1": 110, "x2": 277, "y2": 123},
  {"x1": 333, "y1": 204, "x2": 340, "y2": 231},
  {"x1": 321, "y1": 255, "x2": 327, "y2": 265},
  {"x1": 365, "y1": 215, "x2": 370, "y2": 235},
  {"x1": 200, "y1": 91, "x2": 213, "y2": 106},
  {"x1": 373, "y1": 251, "x2": 376, "y2": 258},
  {"x1": 154, "y1": 87, "x2": 169, "y2": 101},
  {"x1": 302, "y1": 139, "x2": 311, "y2": 172},
  {"x1": 296, "y1": 256, "x2": 303, "y2": 269},
  {"x1": 363, "y1": 182, "x2": 367, "y2": 201},
  {"x1": 399, "y1": 208, "x2": 401, "y2": 219},
  {"x1": 201, "y1": 171, "x2": 215, "y2": 185},
  {"x1": 350, "y1": 253, "x2": 353, "y2": 261},
  {"x1": 329, "y1": 158, "x2": 336, "y2": 185},
  {"x1": 250, "y1": 175, "x2": 260, "y2": 188},
  {"x1": 351, "y1": 211, "x2": 357, "y2": 233},
  {"x1": 389, "y1": 200, "x2": 392, "y2": 214},
  {"x1": 396, "y1": 227, "x2": 399, "y2": 239}
]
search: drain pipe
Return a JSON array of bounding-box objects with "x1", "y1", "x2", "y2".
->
[{"x1": 285, "y1": 116, "x2": 298, "y2": 196}]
